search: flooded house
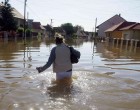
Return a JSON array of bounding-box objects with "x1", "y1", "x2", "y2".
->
[
  {"x1": 32, "y1": 22, "x2": 46, "y2": 37},
  {"x1": 120, "y1": 23, "x2": 140, "y2": 40},
  {"x1": 0, "y1": 3, "x2": 24, "y2": 27},
  {"x1": 0, "y1": 3, "x2": 24, "y2": 37},
  {"x1": 96, "y1": 14, "x2": 126, "y2": 37},
  {"x1": 105, "y1": 21, "x2": 136, "y2": 39},
  {"x1": 76, "y1": 28, "x2": 87, "y2": 38}
]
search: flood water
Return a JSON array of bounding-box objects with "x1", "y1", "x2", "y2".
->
[{"x1": 0, "y1": 37, "x2": 140, "y2": 110}]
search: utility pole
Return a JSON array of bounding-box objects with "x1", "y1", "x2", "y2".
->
[
  {"x1": 24, "y1": 0, "x2": 27, "y2": 45},
  {"x1": 94, "y1": 18, "x2": 97, "y2": 37},
  {"x1": 50, "y1": 19, "x2": 53, "y2": 27},
  {"x1": 48, "y1": 19, "x2": 53, "y2": 38}
]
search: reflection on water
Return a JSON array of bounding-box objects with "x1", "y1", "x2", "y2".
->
[{"x1": 0, "y1": 37, "x2": 140, "y2": 110}]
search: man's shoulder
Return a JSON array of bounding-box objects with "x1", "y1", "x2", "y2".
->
[{"x1": 51, "y1": 46, "x2": 57, "y2": 52}]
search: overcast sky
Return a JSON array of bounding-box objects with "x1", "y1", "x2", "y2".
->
[{"x1": 2, "y1": 0, "x2": 140, "y2": 31}]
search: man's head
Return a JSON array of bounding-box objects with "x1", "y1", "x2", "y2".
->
[{"x1": 55, "y1": 33, "x2": 65, "y2": 45}]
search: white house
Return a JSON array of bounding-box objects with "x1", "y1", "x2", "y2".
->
[{"x1": 96, "y1": 14, "x2": 126, "y2": 37}]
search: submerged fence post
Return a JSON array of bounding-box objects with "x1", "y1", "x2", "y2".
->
[
  {"x1": 112, "y1": 38, "x2": 115, "y2": 47},
  {"x1": 116, "y1": 38, "x2": 119, "y2": 47},
  {"x1": 125, "y1": 39, "x2": 129, "y2": 50},
  {"x1": 134, "y1": 40, "x2": 138, "y2": 52},
  {"x1": 129, "y1": 39, "x2": 134, "y2": 52},
  {"x1": 105, "y1": 37, "x2": 109, "y2": 46},
  {"x1": 120, "y1": 38, "x2": 123, "y2": 50},
  {"x1": 4, "y1": 31, "x2": 8, "y2": 44}
]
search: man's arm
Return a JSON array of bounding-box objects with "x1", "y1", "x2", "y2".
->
[
  {"x1": 36, "y1": 47, "x2": 56, "y2": 73},
  {"x1": 70, "y1": 47, "x2": 81, "y2": 59}
]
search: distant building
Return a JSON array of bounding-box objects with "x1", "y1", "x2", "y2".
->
[
  {"x1": 53, "y1": 27, "x2": 66, "y2": 37},
  {"x1": 96, "y1": 14, "x2": 126, "y2": 37},
  {"x1": 12, "y1": 8, "x2": 24, "y2": 27},
  {"x1": 76, "y1": 28, "x2": 87, "y2": 38},
  {"x1": 0, "y1": 3, "x2": 24, "y2": 27},
  {"x1": 27, "y1": 19, "x2": 33, "y2": 29},
  {"x1": 32, "y1": 22, "x2": 46, "y2": 36}
]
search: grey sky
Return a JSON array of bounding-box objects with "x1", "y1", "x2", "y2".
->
[{"x1": 6, "y1": 0, "x2": 140, "y2": 31}]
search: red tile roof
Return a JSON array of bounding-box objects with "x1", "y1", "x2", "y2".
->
[
  {"x1": 105, "y1": 21, "x2": 136, "y2": 32},
  {"x1": 120, "y1": 23, "x2": 140, "y2": 30},
  {"x1": 105, "y1": 22, "x2": 124, "y2": 32},
  {"x1": 32, "y1": 22, "x2": 45, "y2": 30}
]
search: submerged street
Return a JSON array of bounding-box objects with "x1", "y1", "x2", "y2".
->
[{"x1": 0, "y1": 38, "x2": 140, "y2": 110}]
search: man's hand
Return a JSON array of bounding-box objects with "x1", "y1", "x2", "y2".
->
[{"x1": 36, "y1": 67, "x2": 42, "y2": 73}]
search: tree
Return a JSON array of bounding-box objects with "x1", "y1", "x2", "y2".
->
[
  {"x1": 73, "y1": 25, "x2": 84, "y2": 33},
  {"x1": 0, "y1": 0, "x2": 17, "y2": 31},
  {"x1": 44, "y1": 24, "x2": 54, "y2": 37},
  {"x1": 61, "y1": 23, "x2": 74, "y2": 36}
]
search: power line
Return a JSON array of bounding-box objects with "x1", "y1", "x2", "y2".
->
[{"x1": 14, "y1": 0, "x2": 24, "y2": 3}]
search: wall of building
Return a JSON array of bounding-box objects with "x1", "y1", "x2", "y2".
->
[
  {"x1": 97, "y1": 15, "x2": 125, "y2": 37},
  {"x1": 133, "y1": 30, "x2": 140, "y2": 40},
  {"x1": 112, "y1": 31, "x2": 122, "y2": 38},
  {"x1": 106, "y1": 31, "x2": 122, "y2": 38},
  {"x1": 122, "y1": 30, "x2": 133, "y2": 39}
]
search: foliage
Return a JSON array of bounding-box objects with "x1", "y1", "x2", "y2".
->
[
  {"x1": 73, "y1": 25, "x2": 84, "y2": 33},
  {"x1": 0, "y1": 0, "x2": 17, "y2": 31},
  {"x1": 61, "y1": 23, "x2": 74, "y2": 36},
  {"x1": 45, "y1": 24, "x2": 55, "y2": 37},
  {"x1": 17, "y1": 27, "x2": 23, "y2": 33},
  {"x1": 72, "y1": 34, "x2": 78, "y2": 38},
  {"x1": 45, "y1": 24, "x2": 53, "y2": 32},
  {"x1": 26, "y1": 28, "x2": 31, "y2": 37},
  {"x1": 17, "y1": 27, "x2": 23, "y2": 37}
]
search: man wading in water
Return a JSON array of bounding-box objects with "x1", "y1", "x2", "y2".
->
[{"x1": 36, "y1": 33, "x2": 80, "y2": 82}]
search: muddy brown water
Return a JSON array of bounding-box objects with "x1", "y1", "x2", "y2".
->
[{"x1": 0, "y1": 38, "x2": 140, "y2": 110}]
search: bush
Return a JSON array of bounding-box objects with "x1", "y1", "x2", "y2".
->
[
  {"x1": 26, "y1": 28, "x2": 31, "y2": 37},
  {"x1": 17, "y1": 27, "x2": 24, "y2": 37}
]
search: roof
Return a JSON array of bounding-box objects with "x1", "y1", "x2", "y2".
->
[
  {"x1": 97, "y1": 14, "x2": 126, "y2": 28},
  {"x1": 53, "y1": 27, "x2": 65, "y2": 33},
  {"x1": 133, "y1": 24, "x2": 140, "y2": 30},
  {"x1": 32, "y1": 22, "x2": 45, "y2": 30},
  {"x1": 120, "y1": 23, "x2": 140, "y2": 30},
  {"x1": 12, "y1": 8, "x2": 24, "y2": 19},
  {"x1": 0, "y1": 4, "x2": 24, "y2": 19},
  {"x1": 40, "y1": 25, "x2": 45, "y2": 30},
  {"x1": 105, "y1": 21, "x2": 136, "y2": 32},
  {"x1": 105, "y1": 22, "x2": 124, "y2": 32}
]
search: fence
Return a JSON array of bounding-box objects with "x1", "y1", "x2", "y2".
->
[{"x1": 105, "y1": 37, "x2": 140, "y2": 52}]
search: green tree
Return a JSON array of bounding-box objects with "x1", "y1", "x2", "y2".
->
[
  {"x1": 44, "y1": 24, "x2": 55, "y2": 37},
  {"x1": 0, "y1": 0, "x2": 17, "y2": 31},
  {"x1": 74, "y1": 25, "x2": 84, "y2": 33},
  {"x1": 61, "y1": 23, "x2": 74, "y2": 36}
]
